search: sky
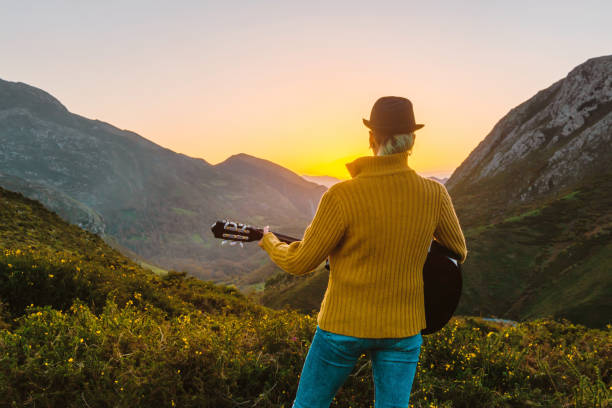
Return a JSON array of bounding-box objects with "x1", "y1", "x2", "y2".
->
[{"x1": 1, "y1": 1, "x2": 611, "y2": 179}]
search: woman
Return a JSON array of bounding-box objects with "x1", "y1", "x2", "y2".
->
[{"x1": 258, "y1": 96, "x2": 467, "y2": 408}]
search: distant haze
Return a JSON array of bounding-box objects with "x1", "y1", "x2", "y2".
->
[
  {"x1": 303, "y1": 173, "x2": 449, "y2": 188},
  {"x1": 1, "y1": 1, "x2": 610, "y2": 178}
]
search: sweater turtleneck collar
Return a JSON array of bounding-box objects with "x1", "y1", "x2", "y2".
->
[{"x1": 345, "y1": 151, "x2": 413, "y2": 178}]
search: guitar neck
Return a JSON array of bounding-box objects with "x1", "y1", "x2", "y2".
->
[{"x1": 252, "y1": 228, "x2": 300, "y2": 244}]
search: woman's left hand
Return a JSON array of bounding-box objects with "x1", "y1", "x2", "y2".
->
[{"x1": 258, "y1": 225, "x2": 270, "y2": 248}]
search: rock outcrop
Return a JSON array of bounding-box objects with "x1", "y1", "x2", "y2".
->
[{"x1": 447, "y1": 55, "x2": 612, "y2": 226}]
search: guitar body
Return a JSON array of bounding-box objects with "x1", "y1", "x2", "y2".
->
[
  {"x1": 210, "y1": 220, "x2": 462, "y2": 335},
  {"x1": 421, "y1": 240, "x2": 462, "y2": 335}
]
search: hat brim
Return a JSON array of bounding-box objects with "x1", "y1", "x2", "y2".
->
[{"x1": 363, "y1": 118, "x2": 424, "y2": 132}]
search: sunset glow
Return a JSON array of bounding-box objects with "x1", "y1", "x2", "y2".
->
[{"x1": 1, "y1": 1, "x2": 610, "y2": 179}]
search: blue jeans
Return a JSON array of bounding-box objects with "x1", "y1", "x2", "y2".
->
[{"x1": 293, "y1": 325, "x2": 422, "y2": 408}]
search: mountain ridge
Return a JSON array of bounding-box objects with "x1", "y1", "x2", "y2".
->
[
  {"x1": 0, "y1": 77, "x2": 324, "y2": 282},
  {"x1": 447, "y1": 55, "x2": 612, "y2": 226},
  {"x1": 215, "y1": 153, "x2": 326, "y2": 218}
]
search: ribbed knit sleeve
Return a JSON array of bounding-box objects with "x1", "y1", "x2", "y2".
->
[
  {"x1": 435, "y1": 184, "x2": 468, "y2": 263},
  {"x1": 261, "y1": 189, "x2": 345, "y2": 276}
]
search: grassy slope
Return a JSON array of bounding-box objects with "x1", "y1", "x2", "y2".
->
[
  {"x1": 261, "y1": 264, "x2": 329, "y2": 314},
  {"x1": 458, "y1": 174, "x2": 612, "y2": 327},
  {"x1": 0, "y1": 186, "x2": 610, "y2": 407},
  {"x1": 0, "y1": 186, "x2": 262, "y2": 319}
]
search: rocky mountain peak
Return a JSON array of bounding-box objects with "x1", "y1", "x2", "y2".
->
[
  {"x1": 446, "y1": 55, "x2": 612, "y2": 224},
  {"x1": 0, "y1": 78, "x2": 68, "y2": 115}
]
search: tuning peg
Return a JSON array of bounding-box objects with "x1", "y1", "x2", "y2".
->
[{"x1": 239, "y1": 242, "x2": 244, "y2": 248}]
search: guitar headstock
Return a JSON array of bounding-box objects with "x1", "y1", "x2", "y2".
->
[{"x1": 210, "y1": 219, "x2": 262, "y2": 246}]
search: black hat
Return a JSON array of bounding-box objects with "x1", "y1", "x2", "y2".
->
[{"x1": 363, "y1": 96, "x2": 424, "y2": 133}]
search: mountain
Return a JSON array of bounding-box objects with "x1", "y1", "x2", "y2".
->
[
  {"x1": 302, "y1": 174, "x2": 448, "y2": 188},
  {"x1": 446, "y1": 55, "x2": 612, "y2": 327},
  {"x1": 428, "y1": 176, "x2": 448, "y2": 185},
  {"x1": 262, "y1": 56, "x2": 612, "y2": 328},
  {"x1": 446, "y1": 55, "x2": 612, "y2": 227},
  {"x1": 301, "y1": 174, "x2": 343, "y2": 188},
  {"x1": 216, "y1": 154, "x2": 325, "y2": 218},
  {"x1": 0, "y1": 78, "x2": 325, "y2": 282}
]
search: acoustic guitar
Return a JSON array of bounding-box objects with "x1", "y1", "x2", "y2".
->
[{"x1": 210, "y1": 219, "x2": 462, "y2": 335}]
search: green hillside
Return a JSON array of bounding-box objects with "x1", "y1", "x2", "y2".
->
[
  {"x1": 0, "y1": 186, "x2": 260, "y2": 319},
  {"x1": 261, "y1": 264, "x2": 329, "y2": 314},
  {"x1": 439, "y1": 56, "x2": 612, "y2": 328},
  {"x1": 457, "y1": 174, "x2": 612, "y2": 327},
  {"x1": 0, "y1": 186, "x2": 610, "y2": 407}
]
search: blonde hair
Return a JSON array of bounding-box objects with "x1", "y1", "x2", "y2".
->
[{"x1": 376, "y1": 132, "x2": 415, "y2": 156}]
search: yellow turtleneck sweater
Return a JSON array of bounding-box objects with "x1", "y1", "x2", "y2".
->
[{"x1": 261, "y1": 151, "x2": 467, "y2": 338}]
